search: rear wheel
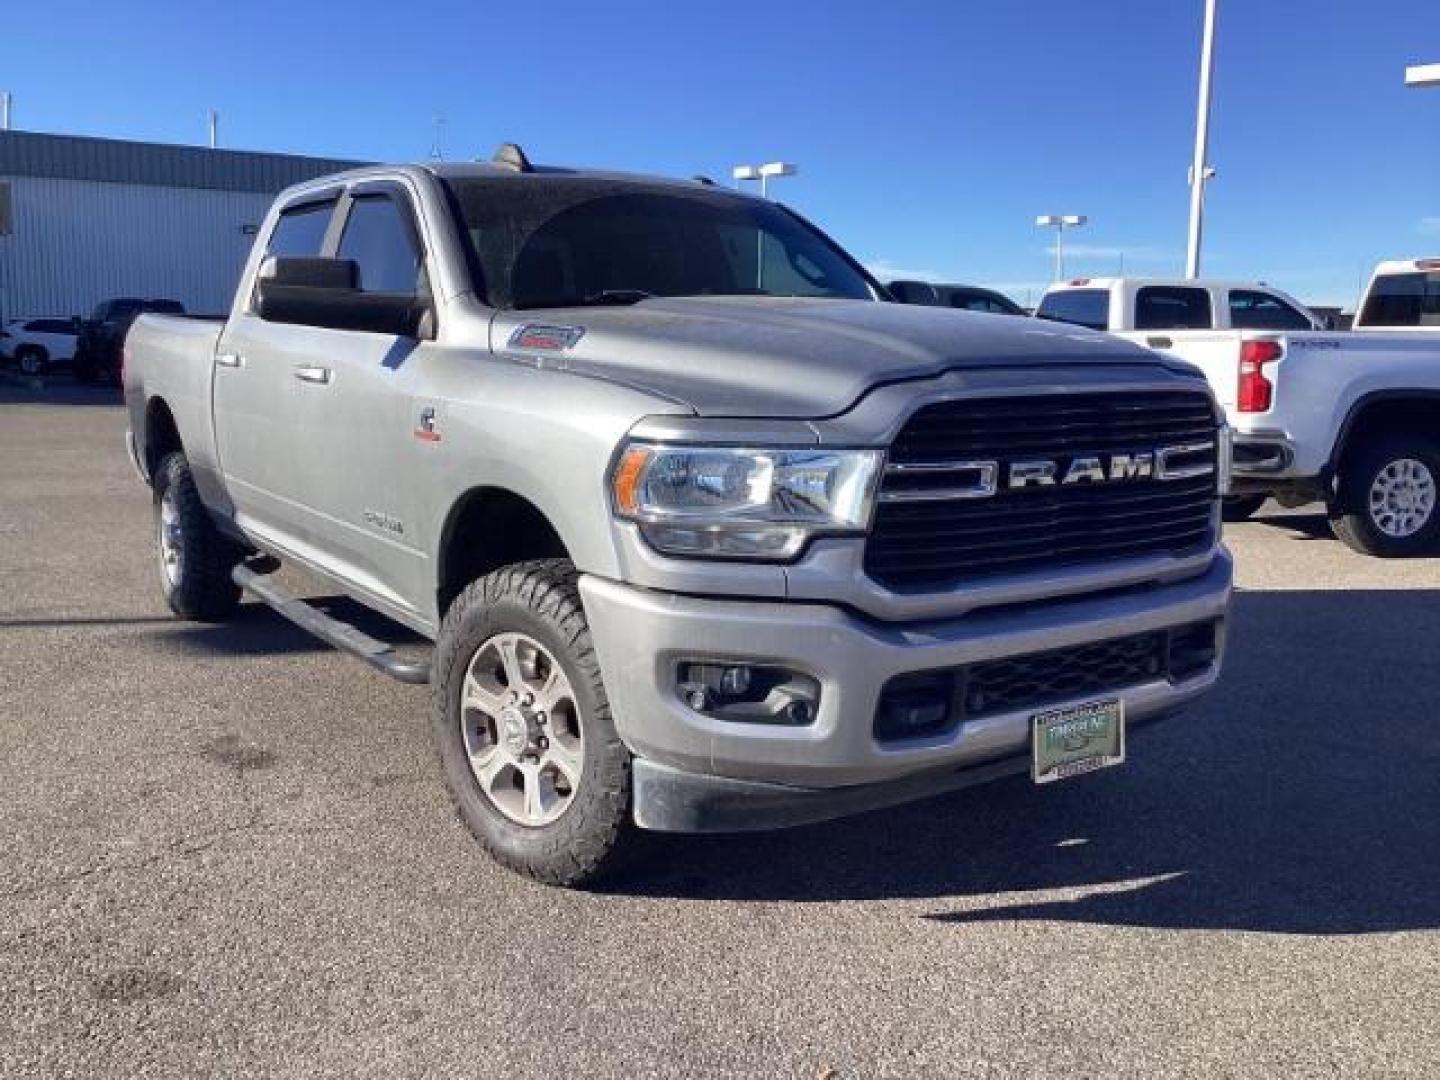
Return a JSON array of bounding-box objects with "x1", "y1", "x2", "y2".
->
[
  {"x1": 1222, "y1": 494, "x2": 1267, "y2": 522},
  {"x1": 153, "y1": 452, "x2": 243, "y2": 620},
  {"x1": 1330, "y1": 434, "x2": 1440, "y2": 557},
  {"x1": 431, "y1": 559, "x2": 633, "y2": 886},
  {"x1": 15, "y1": 347, "x2": 47, "y2": 376}
]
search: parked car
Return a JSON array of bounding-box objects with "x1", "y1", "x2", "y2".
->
[
  {"x1": 1352, "y1": 258, "x2": 1440, "y2": 330},
  {"x1": 1038, "y1": 276, "x2": 1440, "y2": 555},
  {"x1": 0, "y1": 317, "x2": 81, "y2": 375},
  {"x1": 124, "y1": 148, "x2": 1231, "y2": 886},
  {"x1": 73, "y1": 298, "x2": 185, "y2": 384},
  {"x1": 889, "y1": 279, "x2": 1026, "y2": 315}
]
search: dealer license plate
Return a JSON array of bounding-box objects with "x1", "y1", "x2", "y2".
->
[{"x1": 1031, "y1": 698, "x2": 1125, "y2": 784}]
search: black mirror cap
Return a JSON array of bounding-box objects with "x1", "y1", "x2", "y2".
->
[
  {"x1": 256, "y1": 278, "x2": 431, "y2": 339},
  {"x1": 888, "y1": 279, "x2": 941, "y2": 305}
]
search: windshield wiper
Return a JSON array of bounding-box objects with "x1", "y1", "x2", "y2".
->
[{"x1": 577, "y1": 289, "x2": 655, "y2": 306}]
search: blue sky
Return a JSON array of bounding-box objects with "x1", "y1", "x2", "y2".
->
[{"x1": 8, "y1": 0, "x2": 1440, "y2": 307}]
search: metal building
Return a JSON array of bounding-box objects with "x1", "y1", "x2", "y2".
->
[{"x1": 0, "y1": 130, "x2": 364, "y2": 321}]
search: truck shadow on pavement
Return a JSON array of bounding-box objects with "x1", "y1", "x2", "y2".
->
[
  {"x1": 609, "y1": 588, "x2": 1440, "y2": 936},
  {"x1": 159, "y1": 596, "x2": 426, "y2": 658}
]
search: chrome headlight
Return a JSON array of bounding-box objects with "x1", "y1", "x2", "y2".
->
[{"x1": 610, "y1": 442, "x2": 883, "y2": 559}]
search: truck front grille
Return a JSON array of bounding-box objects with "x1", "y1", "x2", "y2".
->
[{"x1": 865, "y1": 391, "x2": 1219, "y2": 590}]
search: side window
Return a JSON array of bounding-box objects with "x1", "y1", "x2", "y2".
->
[
  {"x1": 1135, "y1": 286, "x2": 1212, "y2": 330},
  {"x1": 338, "y1": 195, "x2": 423, "y2": 295},
  {"x1": 1036, "y1": 289, "x2": 1110, "y2": 330},
  {"x1": 1228, "y1": 290, "x2": 1312, "y2": 331},
  {"x1": 266, "y1": 199, "x2": 335, "y2": 258}
]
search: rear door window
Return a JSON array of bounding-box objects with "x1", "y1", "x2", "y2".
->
[
  {"x1": 337, "y1": 195, "x2": 424, "y2": 295},
  {"x1": 1228, "y1": 290, "x2": 1312, "y2": 331},
  {"x1": 266, "y1": 199, "x2": 336, "y2": 258},
  {"x1": 1135, "y1": 286, "x2": 1213, "y2": 330},
  {"x1": 1036, "y1": 289, "x2": 1110, "y2": 330},
  {"x1": 1359, "y1": 272, "x2": 1440, "y2": 327}
]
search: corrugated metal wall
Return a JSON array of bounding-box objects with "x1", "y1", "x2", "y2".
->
[{"x1": 0, "y1": 176, "x2": 273, "y2": 318}]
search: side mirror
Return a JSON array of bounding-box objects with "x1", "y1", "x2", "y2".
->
[
  {"x1": 256, "y1": 256, "x2": 431, "y2": 338},
  {"x1": 888, "y1": 279, "x2": 941, "y2": 305}
]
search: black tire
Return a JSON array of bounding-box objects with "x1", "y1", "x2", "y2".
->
[
  {"x1": 1222, "y1": 494, "x2": 1267, "y2": 522},
  {"x1": 431, "y1": 559, "x2": 633, "y2": 887},
  {"x1": 1329, "y1": 433, "x2": 1440, "y2": 557},
  {"x1": 15, "y1": 346, "x2": 47, "y2": 376},
  {"x1": 153, "y1": 452, "x2": 243, "y2": 620}
]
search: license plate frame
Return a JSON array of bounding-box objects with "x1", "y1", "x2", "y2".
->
[{"x1": 1031, "y1": 698, "x2": 1126, "y2": 784}]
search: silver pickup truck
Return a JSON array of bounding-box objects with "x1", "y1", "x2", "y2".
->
[{"x1": 124, "y1": 146, "x2": 1232, "y2": 885}]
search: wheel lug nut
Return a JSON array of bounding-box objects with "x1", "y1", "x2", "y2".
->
[
  {"x1": 538, "y1": 736, "x2": 549, "y2": 749},
  {"x1": 536, "y1": 713, "x2": 547, "y2": 725}
]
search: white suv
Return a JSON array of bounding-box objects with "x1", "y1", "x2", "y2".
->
[{"x1": 1, "y1": 317, "x2": 80, "y2": 375}]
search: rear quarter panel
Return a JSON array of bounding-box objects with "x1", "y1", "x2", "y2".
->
[
  {"x1": 1266, "y1": 332, "x2": 1440, "y2": 474},
  {"x1": 124, "y1": 315, "x2": 226, "y2": 506}
]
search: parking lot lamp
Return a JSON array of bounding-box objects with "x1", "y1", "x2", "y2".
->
[
  {"x1": 1405, "y1": 63, "x2": 1440, "y2": 87},
  {"x1": 1035, "y1": 214, "x2": 1087, "y2": 281},
  {"x1": 732, "y1": 161, "x2": 798, "y2": 199}
]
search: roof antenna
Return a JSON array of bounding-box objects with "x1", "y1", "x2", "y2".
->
[
  {"x1": 492, "y1": 142, "x2": 533, "y2": 173},
  {"x1": 430, "y1": 116, "x2": 446, "y2": 161}
]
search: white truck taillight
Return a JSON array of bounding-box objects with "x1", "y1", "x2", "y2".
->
[{"x1": 1236, "y1": 340, "x2": 1282, "y2": 413}]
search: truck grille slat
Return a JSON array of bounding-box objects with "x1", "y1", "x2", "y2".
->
[{"x1": 867, "y1": 391, "x2": 1218, "y2": 589}]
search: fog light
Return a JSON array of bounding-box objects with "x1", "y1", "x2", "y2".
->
[{"x1": 676, "y1": 661, "x2": 818, "y2": 725}]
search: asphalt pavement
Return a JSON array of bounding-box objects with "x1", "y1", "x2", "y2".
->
[{"x1": 1, "y1": 379, "x2": 1437, "y2": 1078}]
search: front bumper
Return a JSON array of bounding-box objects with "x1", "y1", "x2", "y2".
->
[{"x1": 580, "y1": 549, "x2": 1231, "y2": 809}]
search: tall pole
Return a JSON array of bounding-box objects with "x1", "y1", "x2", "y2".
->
[
  {"x1": 1054, "y1": 232, "x2": 1063, "y2": 281},
  {"x1": 208, "y1": 109, "x2": 219, "y2": 149},
  {"x1": 1, "y1": 92, "x2": 11, "y2": 131},
  {"x1": 1186, "y1": 0, "x2": 1218, "y2": 279}
]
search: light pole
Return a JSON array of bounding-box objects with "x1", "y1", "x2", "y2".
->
[
  {"x1": 1186, "y1": 0, "x2": 1219, "y2": 279},
  {"x1": 732, "y1": 162, "x2": 798, "y2": 290},
  {"x1": 1035, "y1": 215, "x2": 1087, "y2": 281},
  {"x1": 731, "y1": 161, "x2": 798, "y2": 198}
]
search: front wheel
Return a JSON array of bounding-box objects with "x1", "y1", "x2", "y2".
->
[
  {"x1": 153, "y1": 452, "x2": 243, "y2": 620},
  {"x1": 1330, "y1": 434, "x2": 1440, "y2": 557},
  {"x1": 431, "y1": 559, "x2": 633, "y2": 886}
]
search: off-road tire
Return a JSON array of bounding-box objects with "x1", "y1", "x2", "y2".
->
[
  {"x1": 1330, "y1": 433, "x2": 1440, "y2": 557},
  {"x1": 15, "y1": 347, "x2": 47, "y2": 376},
  {"x1": 153, "y1": 452, "x2": 243, "y2": 620},
  {"x1": 431, "y1": 559, "x2": 633, "y2": 887},
  {"x1": 1221, "y1": 494, "x2": 1267, "y2": 522}
]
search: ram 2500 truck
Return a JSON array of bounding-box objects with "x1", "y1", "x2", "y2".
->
[
  {"x1": 124, "y1": 148, "x2": 1232, "y2": 885},
  {"x1": 1038, "y1": 276, "x2": 1440, "y2": 557}
]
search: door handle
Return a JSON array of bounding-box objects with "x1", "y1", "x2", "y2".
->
[
  {"x1": 293, "y1": 365, "x2": 333, "y2": 385},
  {"x1": 1146, "y1": 336, "x2": 1174, "y2": 349},
  {"x1": 216, "y1": 352, "x2": 244, "y2": 368}
]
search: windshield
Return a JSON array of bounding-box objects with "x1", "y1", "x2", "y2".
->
[{"x1": 443, "y1": 177, "x2": 875, "y2": 309}]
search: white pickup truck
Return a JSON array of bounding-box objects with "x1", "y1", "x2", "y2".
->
[{"x1": 1037, "y1": 277, "x2": 1440, "y2": 556}]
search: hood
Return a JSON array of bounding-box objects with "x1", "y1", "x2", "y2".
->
[{"x1": 489, "y1": 296, "x2": 1183, "y2": 418}]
